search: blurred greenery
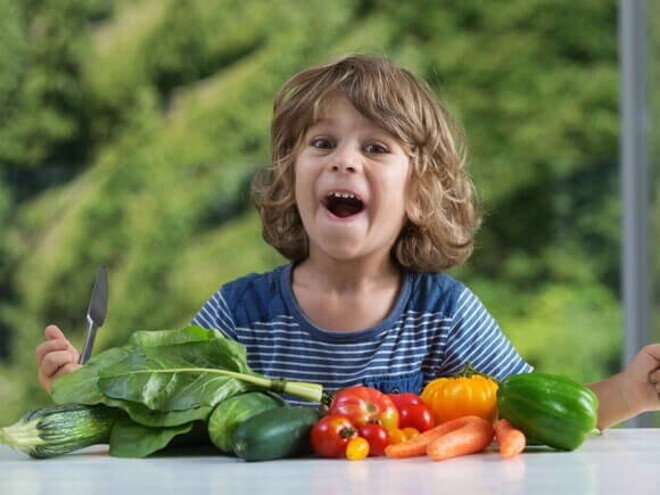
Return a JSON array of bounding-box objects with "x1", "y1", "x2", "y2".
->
[
  {"x1": 0, "y1": 0, "x2": 652, "y2": 426},
  {"x1": 650, "y1": 0, "x2": 660, "y2": 429},
  {"x1": 651, "y1": 0, "x2": 660, "y2": 349}
]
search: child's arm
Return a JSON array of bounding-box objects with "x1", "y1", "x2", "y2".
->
[
  {"x1": 35, "y1": 325, "x2": 81, "y2": 394},
  {"x1": 587, "y1": 344, "x2": 660, "y2": 430}
]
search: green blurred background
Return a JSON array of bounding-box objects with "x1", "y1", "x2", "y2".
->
[{"x1": 0, "y1": 0, "x2": 654, "y2": 425}]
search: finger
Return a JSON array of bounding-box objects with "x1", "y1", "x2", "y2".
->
[
  {"x1": 44, "y1": 324, "x2": 67, "y2": 341},
  {"x1": 648, "y1": 369, "x2": 660, "y2": 398},
  {"x1": 63, "y1": 340, "x2": 81, "y2": 362},
  {"x1": 51, "y1": 363, "x2": 82, "y2": 381},
  {"x1": 649, "y1": 368, "x2": 660, "y2": 383},
  {"x1": 43, "y1": 324, "x2": 80, "y2": 357},
  {"x1": 642, "y1": 343, "x2": 660, "y2": 362},
  {"x1": 35, "y1": 339, "x2": 69, "y2": 366},
  {"x1": 40, "y1": 350, "x2": 77, "y2": 379}
]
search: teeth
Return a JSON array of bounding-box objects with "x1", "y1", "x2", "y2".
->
[{"x1": 328, "y1": 192, "x2": 357, "y2": 199}]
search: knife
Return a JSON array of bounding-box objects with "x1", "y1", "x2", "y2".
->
[{"x1": 78, "y1": 265, "x2": 109, "y2": 364}]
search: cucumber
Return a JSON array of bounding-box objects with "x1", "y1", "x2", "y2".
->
[
  {"x1": 231, "y1": 406, "x2": 321, "y2": 461},
  {"x1": 207, "y1": 392, "x2": 284, "y2": 454}
]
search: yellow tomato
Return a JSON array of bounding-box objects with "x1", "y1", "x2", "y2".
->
[
  {"x1": 387, "y1": 428, "x2": 408, "y2": 445},
  {"x1": 401, "y1": 427, "x2": 420, "y2": 440},
  {"x1": 421, "y1": 371, "x2": 498, "y2": 424},
  {"x1": 346, "y1": 437, "x2": 370, "y2": 461},
  {"x1": 387, "y1": 427, "x2": 420, "y2": 445}
]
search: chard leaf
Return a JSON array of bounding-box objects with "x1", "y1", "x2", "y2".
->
[
  {"x1": 109, "y1": 417, "x2": 193, "y2": 458},
  {"x1": 127, "y1": 325, "x2": 215, "y2": 347},
  {"x1": 104, "y1": 397, "x2": 213, "y2": 427},
  {"x1": 97, "y1": 327, "x2": 256, "y2": 412},
  {"x1": 52, "y1": 348, "x2": 213, "y2": 426},
  {"x1": 51, "y1": 346, "x2": 135, "y2": 404}
]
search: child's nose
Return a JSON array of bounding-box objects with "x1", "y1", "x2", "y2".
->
[
  {"x1": 330, "y1": 146, "x2": 361, "y2": 173},
  {"x1": 331, "y1": 162, "x2": 357, "y2": 173}
]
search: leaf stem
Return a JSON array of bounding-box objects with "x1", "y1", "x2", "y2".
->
[{"x1": 101, "y1": 367, "x2": 324, "y2": 403}]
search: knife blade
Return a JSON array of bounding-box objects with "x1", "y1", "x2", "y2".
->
[{"x1": 78, "y1": 265, "x2": 108, "y2": 364}]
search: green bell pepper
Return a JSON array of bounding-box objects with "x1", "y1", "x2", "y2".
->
[{"x1": 496, "y1": 372, "x2": 599, "y2": 451}]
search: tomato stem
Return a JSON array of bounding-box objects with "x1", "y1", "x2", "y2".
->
[{"x1": 458, "y1": 362, "x2": 498, "y2": 382}]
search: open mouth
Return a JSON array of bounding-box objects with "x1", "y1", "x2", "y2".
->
[{"x1": 324, "y1": 192, "x2": 365, "y2": 218}]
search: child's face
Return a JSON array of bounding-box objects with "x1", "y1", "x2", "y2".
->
[{"x1": 294, "y1": 94, "x2": 411, "y2": 264}]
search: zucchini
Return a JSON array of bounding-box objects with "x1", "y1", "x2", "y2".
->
[
  {"x1": 231, "y1": 406, "x2": 321, "y2": 461},
  {"x1": 208, "y1": 391, "x2": 284, "y2": 454},
  {"x1": 0, "y1": 403, "x2": 122, "y2": 458}
]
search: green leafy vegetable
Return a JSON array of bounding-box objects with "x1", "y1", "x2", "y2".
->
[
  {"x1": 96, "y1": 340, "x2": 253, "y2": 412},
  {"x1": 109, "y1": 417, "x2": 193, "y2": 458},
  {"x1": 102, "y1": 399, "x2": 213, "y2": 428},
  {"x1": 50, "y1": 325, "x2": 324, "y2": 457},
  {"x1": 51, "y1": 347, "x2": 135, "y2": 405}
]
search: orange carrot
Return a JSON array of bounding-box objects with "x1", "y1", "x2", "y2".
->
[
  {"x1": 493, "y1": 418, "x2": 526, "y2": 459},
  {"x1": 385, "y1": 415, "x2": 488, "y2": 459},
  {"x1": 384, "y1": 425, "x2": 447, "y2": 458},
  {"x1": 426, "y1": 415, "x2": 494, "y2": 461}
]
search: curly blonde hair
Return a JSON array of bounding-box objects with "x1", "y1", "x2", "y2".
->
[{"x1": 252, "y1": 55, "x2": 480, "y2": 272}]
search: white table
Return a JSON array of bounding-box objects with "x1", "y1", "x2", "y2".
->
[{"x1": 1, "y1": 429, "x2": 658, "y2": 495}]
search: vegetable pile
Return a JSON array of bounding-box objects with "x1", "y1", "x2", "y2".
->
[
  {"x1": 311, "y1": 371, "x2": 520, "y2": 461},
  {"x1": 1, "y1": 326, "x2": 324, "y2": 459},
  {"x1": 310, "y1": 386, "x2": 437, "y2": 460},
  {"x1": 0, "y1": 326, "x2": 601, "y2": 462}
]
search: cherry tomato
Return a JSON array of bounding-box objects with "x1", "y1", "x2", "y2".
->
[
  {"x1": 357, "y1": 424, "x2": 389, "y2": 456},
  {"x1": 388, "y1": 428, "x2": 408, "y2": 445},
  {"x1": 346, "y1": 437, "x2": 370, "y2": 461},
  {"x1": 387, "y1": 427, "x2": 419, "y2": 444},
  {"x1": 310, "y1": 414, "x2": 357, "y2": 458},
  {"x1": 387, "y1": 392, "x2": 423, "y2": 410},
  {"x1": 401, "y1": 427, "x2": 420, "y2": 439},
  {"x1": 398, "y1": 402, "x2": 436, "y2": 432},
  {"x1": 329, "y1": 386, "x2": 399, "y2": 431}
]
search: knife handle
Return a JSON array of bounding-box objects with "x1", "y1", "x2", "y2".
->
[{"x1": 79, "y1": 317, "x2": 98, "y2": 364}]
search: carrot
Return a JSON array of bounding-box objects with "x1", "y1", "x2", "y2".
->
[
  {"x1": 493, "y1": 418, "x2": 526, "y2": 459},
  {"x1": 426, "y1": 415, "x2": 494, "y2": 461},
  {"x1": 384, "y1": 425, "x2": 447, "y2": 458},
  {"x1": 385, "y1": 415, "x2": 489, "y2": 459}
]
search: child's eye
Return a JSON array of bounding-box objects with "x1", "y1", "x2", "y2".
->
[
  {"x1": 365, "y1": 143, "x2": 388, "y2": 154},
  {"x1": 311, "y1": 138, "x2": 333, "y2": 149}
]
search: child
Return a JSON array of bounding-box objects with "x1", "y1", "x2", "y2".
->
[{"x1": 36, "y1": 55, "x2": 660, "y2": 430}]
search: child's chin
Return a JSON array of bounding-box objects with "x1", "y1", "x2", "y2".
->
[{"x1": 315, "y1": 235, "x2": 367, "y2": 258}]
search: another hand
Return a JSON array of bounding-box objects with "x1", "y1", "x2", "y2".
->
[
  {"x1": 621, "y1": 343, "x2": 660, "y2": 415},
  {"x1": 35, "y1": 325, "x2": 82, "y2": 394}
]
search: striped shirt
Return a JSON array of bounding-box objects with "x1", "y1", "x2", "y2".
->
[{"x1": 192, "y1": 264, "x2": 531, "y2": 405}]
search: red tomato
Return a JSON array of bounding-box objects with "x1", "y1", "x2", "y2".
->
[
  {"x1": 310, "y1": 414, "x2": 358, "y2": 458},
  {"x1": 387, "y1": 392, "x2": 423, "y2": 410},
  {"x1": 357, "y1": 424, "x2": 389, "y2": 457},
  {"x1": 329, "y1": 386, "x2": 399, "y2": 431},
  {"x1": 398, "y1": 402, "x2": 435, "y2": 432}
]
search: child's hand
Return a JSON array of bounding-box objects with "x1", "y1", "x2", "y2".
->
[
  {"x1": 35, "y1": 325, "x2": 81, "y2": 394},
  {"x1": 622, "y1": 344, "x2": 660, "y2": 414}
]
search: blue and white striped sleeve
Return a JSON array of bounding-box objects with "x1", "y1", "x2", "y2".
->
[
  {"x1": 439, "y1": 286, "x2": 532, "y2": 380},
  {"x1": 190, "y1": 287, "x2": 238, "y2": 340}
]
